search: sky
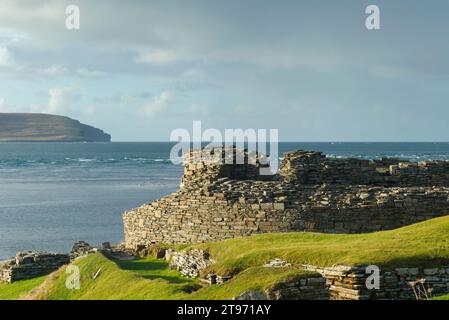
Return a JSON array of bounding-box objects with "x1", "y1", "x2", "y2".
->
[{"x1": 0, "y1": 0, "x2": 448, "y2": 141}]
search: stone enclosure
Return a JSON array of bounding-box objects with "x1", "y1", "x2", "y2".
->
[
  {"x1": 123, "y1": 147, "x2": 449, "y2": 247},
  {"x1": 0, "y1": 252, "x2": 69, "y2": 283},
  {"x1": 0, "y1": 241, "x2": 97, "y2": 284}
]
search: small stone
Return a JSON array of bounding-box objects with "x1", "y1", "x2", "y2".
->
[
  {"x1": 233, "y1": 290, "x2": 267, "y2": 300},
  {"x1": 264, "y1": 258, "x2": 291, "y2": 268},
  {"x1": 424, "y1": 268, "x2": 438, "y2": 275}
]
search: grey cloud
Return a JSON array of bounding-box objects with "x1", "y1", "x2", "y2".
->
[
  {"x1": 1, "y1": 0, "x2": 449, "y2": 141},
  {"x1": 3, "y1": 0, "x2": 449, "y2": 76}
]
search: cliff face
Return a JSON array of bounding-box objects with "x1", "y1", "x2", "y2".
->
[{"x1": 0, "y1": 113, "x2": 111, "y2": 142}]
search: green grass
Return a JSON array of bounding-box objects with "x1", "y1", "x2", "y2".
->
[
  {"x1": 34, "y1": 255, "x2": 200, "y2": 300},
  {"x1": 117, "y1": 257, "x2": 194, "y2": 283},
  {"x1": 190, "y1": 267, "x2": 314, "y2": 300},
  {"x1": 192, "y1": 215, "x2": 449, "y2": 276},
  {"x1": 27, "y1": 254, "x2": 313, "y2": 300},
  {"x1": 5, "y1": 215, "x2": 449, "y2": 300},
  {"x1": 0, "y1": 276, "x2": 46, "y2": 300}
]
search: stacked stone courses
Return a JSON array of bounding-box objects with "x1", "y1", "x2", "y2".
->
[
  {"x1": 123, "y1": 147, "x2": 449, "y2": 248},
  {"x1": 0, "y1": 252, "x2": 69, "y2": 283},
  {"x1": 302, "y1": 265, "x2": 449, "y2": 300}
]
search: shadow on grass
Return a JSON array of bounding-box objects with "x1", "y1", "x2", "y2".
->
[
  {"x1": 118, "y1": 259, "x2": 168, "y2": 272},
  {"x1": 116, "y1": 258, "x2": 192, "y2": 284}
]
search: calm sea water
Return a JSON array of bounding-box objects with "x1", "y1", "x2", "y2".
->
[{"x1": 1, "y1": 142, "x2": 449, "y2": 260}]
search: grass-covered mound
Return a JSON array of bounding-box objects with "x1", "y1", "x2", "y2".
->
[{"x1": 3, "y1": 215, "x2": 449, "y2": 300}]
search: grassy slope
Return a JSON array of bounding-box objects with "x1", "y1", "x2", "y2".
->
[
  {"x1": 28, "y1": 254, "x2": 311, "y2": 300},
  {"x1": 0, "y1": 276, "x2": 46, "y2": 300},
  {"x1": 195, "y1": 215, "x2": 449, "y2": 276},
  {"x1": 4, "y1": 216, "x2": 449, "y2": 300}
]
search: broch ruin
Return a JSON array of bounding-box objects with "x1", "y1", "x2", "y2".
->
[
  {"x1": 122, "y1": 146, "x2": 449, "y2": 300},
  {"x1": 123, "y1": 146, "x2": 449, "y2": 248},
  {"x1": 4, "y1": 146, "x2": 449, "y2": 300}
]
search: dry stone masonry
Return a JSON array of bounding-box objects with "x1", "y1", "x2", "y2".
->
[
  {"x1": 158, "y1": 247, "x2": 449, "y2": 300},
  {"x1": 0, "y1": 241, "x2": 101, "y2": 284},
  {"x1": 123, "y1": 147, "x2": 449, "y2": 247},
  {"x1": 302, "y1": 264, "x2": 449, "y2": 300},
  {"x1": 0, "y1": 251, "x2": 69, "y2": 283},
  {"x1": 233, "y1": 275, "x2": 329, "y2": 300},
  {"x1": 231, "y1": 262, "x2": 449, "y2": 300}
]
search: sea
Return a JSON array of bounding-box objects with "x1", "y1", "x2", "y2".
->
[{"x1": 1, "y1": 142, "x2": 449, "y2": 260}]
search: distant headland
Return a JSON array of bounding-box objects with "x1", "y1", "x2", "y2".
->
[{"x1": 0, "y1": 113, "x2": 111, "y2": 142}]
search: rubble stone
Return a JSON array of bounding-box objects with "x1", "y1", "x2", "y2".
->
[
  {"x1": 264, "y1": 258, "x2": 291, "y2": 268},
  {"x1": 70, "y1": 241, "x2": 96, "y2": 260},
  {"x1": 167, "y1": 249, "x2": 213, "y2": 278}
]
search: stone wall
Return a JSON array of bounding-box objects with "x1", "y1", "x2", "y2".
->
[
  {"x1": 303, "y1": 265, "x2": 449, "y2": 300},
  {"x1": 166, "y1": 249, "x2": 449, "y2": 300},
  {"x1": 164, "y1": 249, "x2": 329, "y2": 300},
  {"x1": 123, "y1": 147, "x2": 449, "y2": 247},
  {"x1": 0, "y1": 251, "x2": 69, "y2": 283},
  {"x1": 280, "y1": 150, "x2": 449, "y2": 186},
  {"x1": 232, "y1": 263, "x2": 449, "y2": 300},
  {"x1": 180, "y1": 147, "x2": 273, "y2": 190},
  {"x1": 233, "y1": 276, "x2": 329, "y2": 300}
]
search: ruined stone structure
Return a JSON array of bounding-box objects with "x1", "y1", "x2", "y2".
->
[
  {"x1": 167, "y1": 248, "x2": 214, "y2": 279},
  {"x1": 0, "y1": 251, "x2": 69, "y2": 283},
  {"x1": 228, "y1": 264, "x2": 449, "y2": 300},
  {"x1": 164, "y1": 249, "x2": 449, "y2": 300},
  {"x1": 123, "y1": 147, "x2": 449, "y2": 248},
  {"x1": 234, "y1": 275, "x2": 330, "y2": 300},
  {"x1": 70, "y1": 240, "x2": 96, "y2": 260},
  {"x1": 302, "y1": 264, "x2": 449, "y2": 300}
]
